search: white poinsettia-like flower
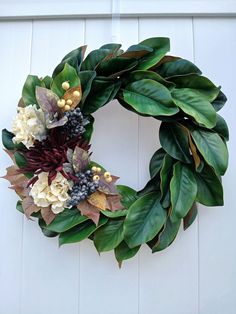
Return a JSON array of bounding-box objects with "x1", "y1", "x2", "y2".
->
[
  {"x1": 12, "y1": 104, "x2": 47, "y2": 148},
  {"x1": 30, "y1": 172, "x2": 71, "y2": 214}
]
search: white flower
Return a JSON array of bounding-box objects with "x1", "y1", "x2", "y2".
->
[
  {"x1": 30, "y1": 172, "x2": 71, "y2": 214},
  {"x1": 12, "y1": 104, "x2": 46, "y2": 148}
]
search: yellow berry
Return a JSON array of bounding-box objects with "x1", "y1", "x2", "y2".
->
[
  {"x1": 105, "y1": 176, "x2": 112, "y2": 183},
  {"x1": 92, "y1": 166, "x2": 97, "y2": 172},
  {"x1": 57, "y1": 99, "x2": 66, "y2": 108},
  {"x1": 93, "y1": 175, "x2": 100, "y2": 181},
  {"x1": 96, "y1": 167, "x2": 101, "y2": 173},
  {"x1": 66, "y1": 99, "x2": 73, "y2": 106},
  {"x1": 64, "y1": 105, "x2": 71, "y2": 111},
  {"x1": 104, "y1": 171, "x2": 111, "y2": 178},
  {"x1": 73, "y1": 90, "x2": 80, "y2": 97},
  {"x1": 62, "y1": 81, "x2": 70, "y2": 90}
]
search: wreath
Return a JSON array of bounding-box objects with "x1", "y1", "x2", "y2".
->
[{"x1": 2, "y1": 37, "x2": 229, "y2": 265}]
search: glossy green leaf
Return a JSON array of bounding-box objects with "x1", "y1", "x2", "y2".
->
[
  {"x1": 120, "y1": 44, "x2": 152, "y2": 59},
  {"x1": 136, "y1": 37, "x2": 170, "y2": 70},
  {"x1": 83, "y1": 115, "x2": 94, "y2": 143},
  {"x1": 124, "y1": 192, "x2": 167, "y2": 248},
  {"x1": 183, "y1": 203, "x2": 198, "y2": 230},
  {"x1": 157, "y1": 58, "x2": 202, "y2": 78},
  {"x1": 59, "y1": 217, "x2": 108, "y2": 246},
  {"x1": 150, "y1": 218, "x2": 181, "y2": 252},
  {"x1": 51, "y1": 63, "x2": 80, "y2": 98},
  {"x1": 94, "y1": 218, "x2": 124, "y2": 252},
  {"x1": 14, "y1": 151, "x2": 27, "y2": 168},
  {"x1": 81, "y1": 49, "x2": 112, "y2": 71},
  {"x1": 211, "y1": 90, "x2": 227, "y2": 112},
  {"x1": 115, "y1": 241, "x2": 140, "y2": 264},
  {"x1": 170, "y1": 74, "x2": 220, "y2": 102},
  {"x1": 172, "y1": 88, "x2": 217, "y2": 128},
  {"x1": 78, "y1": 71, "x2": 96, "y2": 105},
  {"x1": 101, "y1": 209, "x2": 128, "y2": 218},
  {"x1": 42, "y1": 76, "x2": 53, "y2": 89},
  {"x1": 38, "y1": 219, "x2": 58, "y2": 238},
  {"x1": 100, "y1": 43, "x2": 122, "y2": 52},
  {"x1": 82, "y1": 79, "x2": 116, "y2": 114},
  {"x1": 138, "y1": 174, "x2": 160, "y2": 197},
  {"x1": 149, "y1": 148, "x2": 166, "y2": 178},
  {"x1": 52, "y1": 45, "x2": 87, "y2": 77},
  {"x1": 160, "y1": 154, "x2": 173, "y2": 208},
  {"x1": 117, "y1": 185, "x2": 138, "y2": 209},
  {"x1": 213, "y1": 114, "x2": 229, "y2": 141},
  {"x1": 45, "y1": 208, "x2": 88, "y2": 233},
  {"x1": 2, "y1": 129, "x2": 15, "y2": 150},
  {"x1": 22, "y1": 75, "x2": 44, "y2": 106},
  {"x1": 97, "y1": 57, "x2": 138, "y2": 77},
  {"x1": 170, "y1": 162, "x2": 197, "y2": 222},
  {"x1": 191, "y1": 127, "x2": 228, "y2": 175},
  {"x1": 195, "y1": 164, "x2": 223, "y2": 206},
  {"x1": 123, "y1": 79, "x2": 179, "y2": 116},
  {"x1": 159, "y1": 122, "x2": 192, "y2": 163}
]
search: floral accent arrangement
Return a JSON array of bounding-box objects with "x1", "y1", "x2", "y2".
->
[{"x1": 2, "y1": 38, "x2": 229, "y2": 265}]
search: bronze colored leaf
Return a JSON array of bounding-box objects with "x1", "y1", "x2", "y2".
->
[
  {"x1": 22, "y1": 196, "x2": 41, "y2": 218},
  {"x1": 41, "y1": 207, "x2": 56, "y2": 225},
  {"x1": 4, "y1": 149, "x2": 16, "y2": 163},
  {"x1": 72, "y1": 146, "x2": 90, "y2": 173},
  {"x1": 18, "y1": 97, "x2": 25, "y2": 108},
  {"x1": 98, "y1": 175, "x2": 119, "y2": 195},
  {"x1": 2, "y1": 165, "x2": 29, "y2": 197},
  {"x1": 62, "y1": 85, "x2": 82, "y2": 111},
  {"x1": 87, "y1": 191, "x2": 106, "y2": 211},
  {"x1": 77, "y1": 200, "x2": 100, "y2": 225},
  {"x1": 106, "y1": 194, "x2": 124, "y2": 211}
]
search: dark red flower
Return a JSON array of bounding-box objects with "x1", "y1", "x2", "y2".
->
[{"x1": 19, "y1": 128, "x2": 90, "y2": 185}]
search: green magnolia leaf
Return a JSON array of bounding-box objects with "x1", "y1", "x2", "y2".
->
[
  {"x1": 97, "y1": 57, "x2": 138, "y2": 77},
  {"x1": 211, "y1": 90, "x2": 227, "y2": 112},
  {"x1": 194, "y1": 164, "x2": 223, "y2": 206},
  {"x1": 170, "y1": 74, "x2": 220, "y2": 102},
  {"x1": 51, "y1": 63, "x2": 80, "y2": 98},
  {"x1": 136, "y1": 37, "x2": 170, "y2": 70},
  {"x1": 123, "y1": 79, "x2": 179, "y2": 116},
  {"x1": 183, "y1": 202, "x2": 198, "y2": 230},
  {"x1": 14, "y1": 151, "x2": 27, "y2": 168},
  {"x1": 117, "y1": 185, "x2": 138, "y2": 209},
  {"x1": 191, "y1": 127, "x2": 228, "y2": 175},
  {"x1": 52, "y1": 45, "x2": 87, "y2": 77},
  {"x1": 83, "y1": 115, "x2": 94, "y2": 142},
  {"x1": 38, "y1": 219, "x2": 58, "y2": 238},
  {"x1": 100, "y1": 43, "x2": 122, "y2": 52},
  {"x1": 138, "y1": 174, "x2": 160, "y2": 197},
  {"x1": 126, "y1": 70, "x2": 175, "y2": 90},
  {"x1": 160, "y1": 154, "x2": 173, "y2": 208},
  {"x1": 159, "y1": 122, "x2": 192, "y2": 163},
  {"x1": 124, "y1": 192, "x2": 167, "y2": 248},
  {"x1": 59, "y1": 217, "x2": 108, "y2": 246},
  {"x1": 172, "y1": 88, "x2": 217, "y2": 128},
  {"x1": 149, "y1": 148, "x2": 166, "y2": 178},
  {"x1": 45, "y1": 208, "x2": 88, "y2": 233},
  {"x1": 149, "y1": 218, "x2": 181, "y2": 252},
  {"x1": 81, "y1": 49, "x2": 112, "y2": 71},
  {"x1": 22, "y1": 75, "x2": 44, "y2": 107},
  {"x1": 42, "y1": 76, "x2": 53, "y2": 89},
  {"x1": 82, "y1": 79, "x2": 116, "y2": 115},
  {"x1": 94, "y1": 218, "x2": 124, "y2": 252},
  {"x1": 101, "y1": 209, "x2": 128, "y2": 218},
  {"x1": 120, "y1": 44, "x2": 152, "y2": 59},
  {"x1": 78, "y1": 71, "x2": 96, "y2": 105},
  {"x1": 2, "y1": 129, "x2": 15, "y2": 150},
  {"x1": 170, "y1": 162, "x2": 197, "y2": 222},
  {"x1": 156, "y1": 58, "x2": 202, "y2": 78},
  {"x1": 213, "y1": 114, "x2": 229, "y2": 141},
  {"x1": 114, "y1": 241, "x2": 140, "y2": 264}
]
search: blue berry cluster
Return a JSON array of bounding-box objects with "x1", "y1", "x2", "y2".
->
[
  {"x1": 67, "y1": 169, "x2": 99, "y2": 207},
  {"x1": 64, "y1": 108, "x2": 89, "y2": 139}
]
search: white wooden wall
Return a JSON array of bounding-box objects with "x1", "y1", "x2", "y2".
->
[{"x1": 0, "y1": 1, "x2": 236, "y2": 313}]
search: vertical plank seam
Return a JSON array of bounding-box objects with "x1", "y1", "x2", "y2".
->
[
  {"x1": 137, "y1": 16, "x2": 140, "y2": 314},
  {"x1": 191, "y1": 15, "x2": 200, "y2": 314},
  {"x1": 19, "y1": 18, "x2": 34, "y2": 314}
]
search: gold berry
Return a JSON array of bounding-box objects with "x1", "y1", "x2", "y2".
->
[
  {"x1": 64, "y1": 105, "x2": 71, "y2": 111},
  {"x1": 73, "y1": 90, "x2": 80, "y2": 97},
  {"x1": 96, "y1": 167, "x2": 102, "y2": 173},
  {"x1": 92, "y1": 166, "x2": 97, "y2": 172},
  {"x1": 62, "y1": 81, "x2": 70, "y2": 90},
  {"x1": 105, "y1": 176, "x2": 112, "y2": 183},
  {"x1": 57, "y1": 99, "x2": 66, "y2": 108},
  {"x1": 66, "y1": 99, "x2": 73, "y2": 106},
  {"x1": 104, "y1": 171, "x2": 111, "y2": 178},
  {"x1": 93, "y1": 175, "x2": 100, "y2": 181}
]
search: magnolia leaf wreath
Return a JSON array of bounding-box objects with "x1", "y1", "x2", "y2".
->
[{"x1": 2, "y1": 37, "x2": 229, "y2": 265}]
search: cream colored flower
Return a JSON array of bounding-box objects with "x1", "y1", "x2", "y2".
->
[
  {"x1": 12, "y1": 104, "x2": 46, "y2": 148},
  {"x1": 30, "y1": 172, "x2": 71, "y2": 214}
]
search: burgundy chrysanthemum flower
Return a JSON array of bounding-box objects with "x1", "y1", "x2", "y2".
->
[{"x1": 19, "y1": 128, "x2": 90, "y2": 185}]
